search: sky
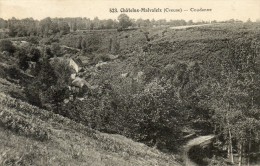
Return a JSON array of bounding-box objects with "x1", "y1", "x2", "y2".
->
[{"x1": 0, "y1": 0, "x2": 259, "y2": 22}]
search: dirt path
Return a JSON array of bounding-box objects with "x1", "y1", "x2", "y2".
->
[
  {"x1": 170, "y1": 24, "x2": 219, "y2": 30},
  {"x1": 183, "y1": 135, "x2": 215, "y2": 166}
]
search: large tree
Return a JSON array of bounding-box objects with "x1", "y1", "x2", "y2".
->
[{"x1": 117, "y1": 14, "x2": 132, "y2": 29}]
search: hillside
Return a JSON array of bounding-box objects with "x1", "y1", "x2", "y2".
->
[{"x1": 0, "y1": 76, "x2": 181, "y2": 166}]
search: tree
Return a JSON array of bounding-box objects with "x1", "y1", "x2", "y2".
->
[
  {"x1": 44, "y1": 46, "x2": 53, "y2": 59},
  {"x1": 8, "y1": 25, "x2": 17, "y2": 37},
  {"x1": 81, "y1": 39, "x2": 87, "y2": 51},
  {"x1": 39, "y1": 17, "x2": 52, "y2": 36},
  {"x1": 188, "y1": 20, "x2": 194, "y2": 25},
  {"x1": 26, "y1": 58, "x2": 71, "y2": 111},
  {"x1": 25, "y1": 59, "x2": 56, "y2": 107},
  {"x1": 49, "y1": 22, "x2": 59, "y2": 34},
  {"x1": 72, "y1": 22, "x2": 77, "y2": 32},
  {"x1": 136, "y1": 18, "x2": 143, "y2": 27},
  {"x1": 104, "y1": 19, "x2": 114, "y2": 29},
  {"x1": 246, "y1": 18, "x2": 252, "y2": 23},
  {"x1": 117, "y1": 14, "x2": 132, "y2": 29},
  {"x1": 90, "y1": 23, "x2": 94, "y2": 30},
  {"x1": 110, "y1": 76, "x2": 183, "y2": 150},
  {"x1": 77, "y1": 36, "x2": 83, "y2": 49},
  {"x1": 128, "y1": 88, "x2": 182, "y2": 150},
  {"x1": 29, "y1": 47, "x2": 41, "y2": 62},
  {"x1": 93, "y1": 17, "x2": 100, "y2": 29},
  {"x1": 37, "y1": 59, "x2": 57, "y2": 88},
  {"x1": 0, "y1": 18, "x2": 7, "y2": 29},
  {"x1": 58, "y1": 21, "x2": 70, "y2": 35},
  {"x1": 205, "y1": 39, "x2": 260, "y2": 165},
  {"x1": 17, "y1": 51, "x2": 29, "y2": 71},
  {"x1": 143, "y1": 19, "x2": 151, "y2": 27},
  {"x1": 51, "y1": 58, "x2": 72, "y2": 86},
  {"x1": 51, "y1": 43, "x2": 61, "y2": 57}
]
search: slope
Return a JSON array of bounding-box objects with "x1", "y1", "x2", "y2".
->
[{"x1": 0, "y1": 61, "x2": 181, "y2": 165}]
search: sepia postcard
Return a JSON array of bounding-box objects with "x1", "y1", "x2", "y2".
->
[{"x1": 0, "y1": 0, "x2": 259, "y2": 165}]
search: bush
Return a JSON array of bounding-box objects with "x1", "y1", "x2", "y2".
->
[
  {"x1": 91, "y1": 54, "x2": 111, "y2": 64},
  {"x1": 29, "y1": 47, "x2": 41, "y2": 62},
  {"x1": 51, "y1": 43, "x2": 61, "y2": 56},
  {"x1": 0, "y1": 110, "x2": 49, "y2": 141},
  {"x1": 27, "y1": 36, "x2": 40, "y2": 45},
  {"x1": 14, "y1": 48, "x2": 29, "y2": 70},
  {"x1": 0, "y1": 40, "x2": 15, "y2": 53}
]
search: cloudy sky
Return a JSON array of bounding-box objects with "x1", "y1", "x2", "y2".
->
[{"x1": 0, "y1": 0, "x2": 259, "y2": 21}]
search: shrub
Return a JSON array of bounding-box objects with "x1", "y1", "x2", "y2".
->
[
  {"x1": 91, "y1": 54, "x2": 111, "y2": 64},
  {"x1": 0, "y1": 110, "x2": 49, "y2": 141},
  {"x1": 27, "y1": 36, "x2": 40, "y2": 45},
  {"x1": 29, "y1": 47, "x2": 41, "y2": 62},
  {"x1": 51, "y1": 43, "x2": 61, "y2": 56},
  {"x1": 0, "y1": 40, "x2": 15, "y2": 53},
  {"x1": 13, "y1": 48, "x2": 30, "y2": 70}
]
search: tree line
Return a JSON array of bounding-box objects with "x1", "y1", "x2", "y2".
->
[{"x1": 0, "y1": 14, "x2": 239, "y2": 38}]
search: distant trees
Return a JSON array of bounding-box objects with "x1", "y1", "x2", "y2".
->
[
  {"x1": 136, "y1": 18, "x2": 151, "y2": 27},
  {"x1": 38, "y1": 17, "x2": 52, "y2": 37},
  {"x1": 0, "y1": 15, "x2": 226, "y2": 38},
  {"x1": 0, "y1": 18, "x2": 7, "y2": 29},
  {"x1": 6, "y1": 17, "x2": 70, "y2": 38},
  {"x1": 104, "y1": 19, "x2": 114, "y2": 29},
  {"x1": 72, "y1": 22, "x2": 77, "y2": 32},
  {"x1": 7, "y1": 17, "x2": 37, "y2": 37},
  {"x1": 117, "y1": 14, "x2": 132, "y2": 29},
  {"x1": 39, "y1": 17, "x2": 60, "y2": 37},
  {"x1": 58, "y1": 21, "x2": 70, "y2": 35}
]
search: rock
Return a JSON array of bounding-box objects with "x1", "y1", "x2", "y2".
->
[
  {"x1": 121, "y1": 73, "x2": 129, "y2": 78},
  {"x1": 64, "y1": 99, "x2": 70, "y2": 103},
  {"x1": 77, "y1": 97, "x2": 84, "y2": 101},
  {"x1": 134, "y1": 71, "x2": 144, "y2": 82},
  {"x1": 108, "y1": 54, "x2": 119, "y2": 60},
  {"x1": 95, "y1": 61, "x2": 108, "y2": 68},
  {"x1": 71, "y1": 73, "x2": 76, "y2": 80},
  {"x1": 72, "y1": 77, "x2": 87, "y2": 88}
]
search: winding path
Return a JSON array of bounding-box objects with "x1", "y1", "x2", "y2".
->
[{"x1": 183, "y1": 135, "x2": 215, "y2": 166}]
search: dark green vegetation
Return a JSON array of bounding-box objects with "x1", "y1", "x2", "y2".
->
[{"x1": 0, "y1": 17, "x2": 260, "y2": 165}]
